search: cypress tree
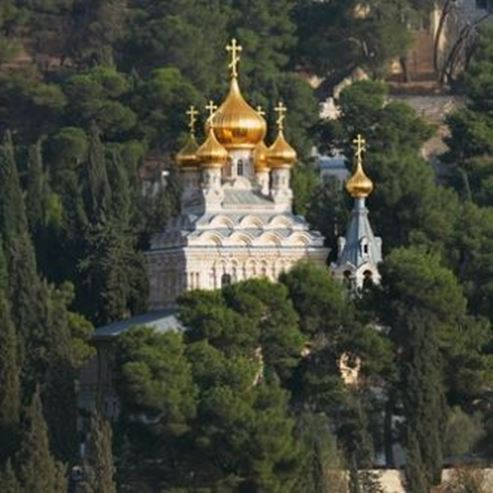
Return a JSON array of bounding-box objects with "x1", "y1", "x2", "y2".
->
[
  {"x1": 84, "y1": 123, "x2": 111, "y2": 222},
  {"x1": 0, "y1": 289, "x2": 21, "y2": 461},
  {"x1": 0, "y1": 458, "x2": 20, "y2": 493},
  {"x1": 18, "y1": 387, "x2": 67, "y2": 493},
  {"x1": 403, "y1": 314, "x2": 447, "y2": 492},
  {"x1": 25, "y1": 141, "x2": 46, "y2": 239},
  {"x1": 79, "y1": 412, "x2": 116, "y2": 493},
  {"x1": 0, "y1": 133, "x2": 44, "y2": 380}
]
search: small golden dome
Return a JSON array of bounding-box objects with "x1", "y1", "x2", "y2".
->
[
  {"x1": 346, "y1": 133, "x2": 373, "y2": 198},
  {"x1": 176, "y1": 134, "x2": 199, "y2": 168},
  {"x1": 211, "y1": 77, "x2": 267, "y2": 150},
  {"x1": 253, "y1": 140, "x2": 269, "y2": 172},
  {"x1": 267, "y1": 130, "x2": 297, "y2": 168},
  {"x1": 346, "y1": 161, "x2": 374, "y2": 198},
  {"x1": 196, "y1": 128, "x2": 228, "y2": 168}
]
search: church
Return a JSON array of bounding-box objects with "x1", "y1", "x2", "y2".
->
[
  {"x1": 146, "y1": 39, "x2": 329, "y2": 309},
  {"x1": 78, "y1": 39, "x2": 382, "y2": 418}
]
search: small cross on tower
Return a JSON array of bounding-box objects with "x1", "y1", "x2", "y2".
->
[
  {"x1": 352, "y1": 134, "x2": 366, "y2": 166},
  {"x1": 226, "y1": 38, "x2": 242, "y2": 78},
  {"x1": 205, "y1": 100, "x2": 218, "y2": 125},
  {"x1": 274, "y1": 101, "x2": 287, "y2": 130},
  {"x1": 186, "y1": 105, "x2": 198, "y2": 135},
  {"x1": 256, "y1": 105, "x2": 266, "y2": 117}
]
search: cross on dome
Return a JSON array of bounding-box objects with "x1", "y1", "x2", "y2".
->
[
  {"x1": 256, "y1": 105, "x2": 266, "y2": 117},
  {"x1": 186, "y1": 105, "x2": 198, "y2": 135},
  {"x1": 352, "y1": 134, "x2": 366, "y2": 165},
  {"x1": 226, "y1": 38, "x2": 242, "y2": 78},
  {"x1": 205, "y1": 100, "x2": 218, "y2": 122},
  {"x1": 274, "y1": 101, "x2": 287, "y2": 130}
]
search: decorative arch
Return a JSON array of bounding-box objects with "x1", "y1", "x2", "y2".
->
[
  {"x1": 209, "y1": 214, "x2": 235, "y2": 229},
  {"x1": 288, "y1": 233, "x2": 311, "y2": 246},
  {"x1": 199, "y1": 232, "x2": 223, "y2": 246},
  {"x1": 257, "y1": 232, "x2": 282, "y2": 246},
  {"x1": 268, "y1": 215, "x2": 293, "y2": 229},
  {"x1": 227, "y1": 232, "x2": 253, "y2": 247},
  {"x1": 239, "y1": 214, "x2": 264, "y2": 229}
]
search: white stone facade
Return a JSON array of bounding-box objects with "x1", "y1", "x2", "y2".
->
[{"x1": 146, "y1": 152, "x2": 328, "y2": 309}]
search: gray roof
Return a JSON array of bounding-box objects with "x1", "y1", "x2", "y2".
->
[
  {"x1": 94, "y1": 309, "x2": 183, "y2": 339},
  {"x1": 223, "y1": 189, "x2": 274, "y2": 206},
  {"x1": 319, "y1": 154, "x2": 347, "y2": 170},
  {"x1": 336, "y1": 198, "x2": 382, "y2": 269}
]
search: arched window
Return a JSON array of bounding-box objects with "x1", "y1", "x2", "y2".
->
[
  {"x1": 363, "y1": 270, "x2": 374, "y2": 289},
  {"x1": 237, "y1": 159, "x2": 244, "y2": 176},
  {"x1": 221, "y1": 273, "x2": 232, "y2": 287}
]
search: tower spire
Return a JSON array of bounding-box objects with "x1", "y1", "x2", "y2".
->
[{"x1": 332, "y1": 136, "x2": 382, "y2": 288}]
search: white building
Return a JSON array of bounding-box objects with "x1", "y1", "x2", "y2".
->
[{"x1": 146, "y1": 40, "x2": 328, "y2": 309}]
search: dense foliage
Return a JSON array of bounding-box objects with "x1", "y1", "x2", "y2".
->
[{"x1": 0, "y1": 1, "x2": 491, "y2": 492}]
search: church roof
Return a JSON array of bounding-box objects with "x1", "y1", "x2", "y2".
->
[
  {"x1": 94, "y1": 309, "x2": 183, "y2": 340},
  {"x1": 223, "y1": 188, "x2": 273, "y2": 206}
]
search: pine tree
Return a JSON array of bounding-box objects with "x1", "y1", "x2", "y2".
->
[
  {"x1": 0, "y1": 458, "x2": 20, "y2": 493},
  {"x1": 0, "y1": 289, "x2": 21, "y2": 462},
  {"x1": 18, "y1": 387, "x2": 67, "y2": 493},
  {"x1": 79, "y1": 412, "x2": 116, "y2": 493}
]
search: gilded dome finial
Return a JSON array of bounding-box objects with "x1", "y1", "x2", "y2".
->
[
  {"x1": 274, "y1": 101, "x2": 287, "y2": 131},
  {"x1": 177, "y1": 106, "x2": 200, "y2": 168},
  {"x1": 226, "y1": 38, "x2": 242, "y2": 79},
  {"x1": 186, "y1": 105, "x2": 198, "y2": 135},
  {"x1": 346, "y1": 134, "x2": 374, "y2": 198},
  {"x1": 256, "y1": 105, "x2": 266, "y2": 117},
  {"x1": 205, "y1": 100, "x2": 218, "y2": 131}
]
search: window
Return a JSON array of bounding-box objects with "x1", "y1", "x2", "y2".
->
[
  {"x1": 237, "y1": 160, "x2": 244, "y2": 176},
  {"x1": 476, "y1": 0, "x2": 487, "y2": 9},
  {"x1": 221, "y1": 273, "x2": 232, "y2": 287}
]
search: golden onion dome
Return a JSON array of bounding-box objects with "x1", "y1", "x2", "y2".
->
[
  {"x1": 176, "y1": 134, "x2": 199, "y2": 168},
  {"x1": 346, "y1": 134, "x2": 373, "y2": 198},
  {"x1": 196, "y1": 128, "x2": 229, "y2": 168},
  {"x1": 253, "y1": 140, "x2": 269, "y2": 172},
  {"x1": 211, "y1": 77, "x2": 267, "y2": 150},
  {"x1": 345, "y1": 161, "x2": 374, "y2": 198},
  {"x1": 267, "y1": 130, "x2": 297, "y2": 169}
]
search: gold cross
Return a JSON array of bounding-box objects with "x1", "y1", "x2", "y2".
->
[
  {"x1": 226, "y1": 38, "x2": 242, "y2": 78},
  {"x1": 352, "y1": 134, "x2": 366, "y2": 165},
  {"x1": 256, "y1": 105, "x2": 266, "y2": 117},
  {"x1": 186, "y1": 105, "x2": 198, "y2": 134},
  {"x1": 274, "y1": 101, "x2": 287, "y2": 130},
  {"x1": 205, "y1": 100, "x2": 218, "y2": 123}
]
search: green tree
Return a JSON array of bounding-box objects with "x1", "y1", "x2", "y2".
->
[
  {"x1": 121, "y1": 0, "x2": 231, "y2": 94},
  {"x1": 18, "y1": 387, "x2": 67, "y2": 493},
  {"x1": 63, "y1": 66, "x2": 136, "y2": 138},
  {"x1": 79, "y1": 413, "x2": 116, "y2": 493},
  {"x1": 0, "y1": 459, "x2": 20, "y2": 493},
  {"x1": 117, "y1": 328, "x2": 197, "y2": 435},
  {"x1": 0, "y1": 70, "x2": 66, "y2": 143},
  {"x1": 70, "y1": 0, "x2": 126, "y2": 67},
  {"x1": 402, "y1": 313, "x2": 447, "y2": 491},
  {"x1": 293, "y1": 0, "x2": 424, "y2": 84},
  {"x1": 0, "y1": 288, "x2": 20, "y2": 461}
]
